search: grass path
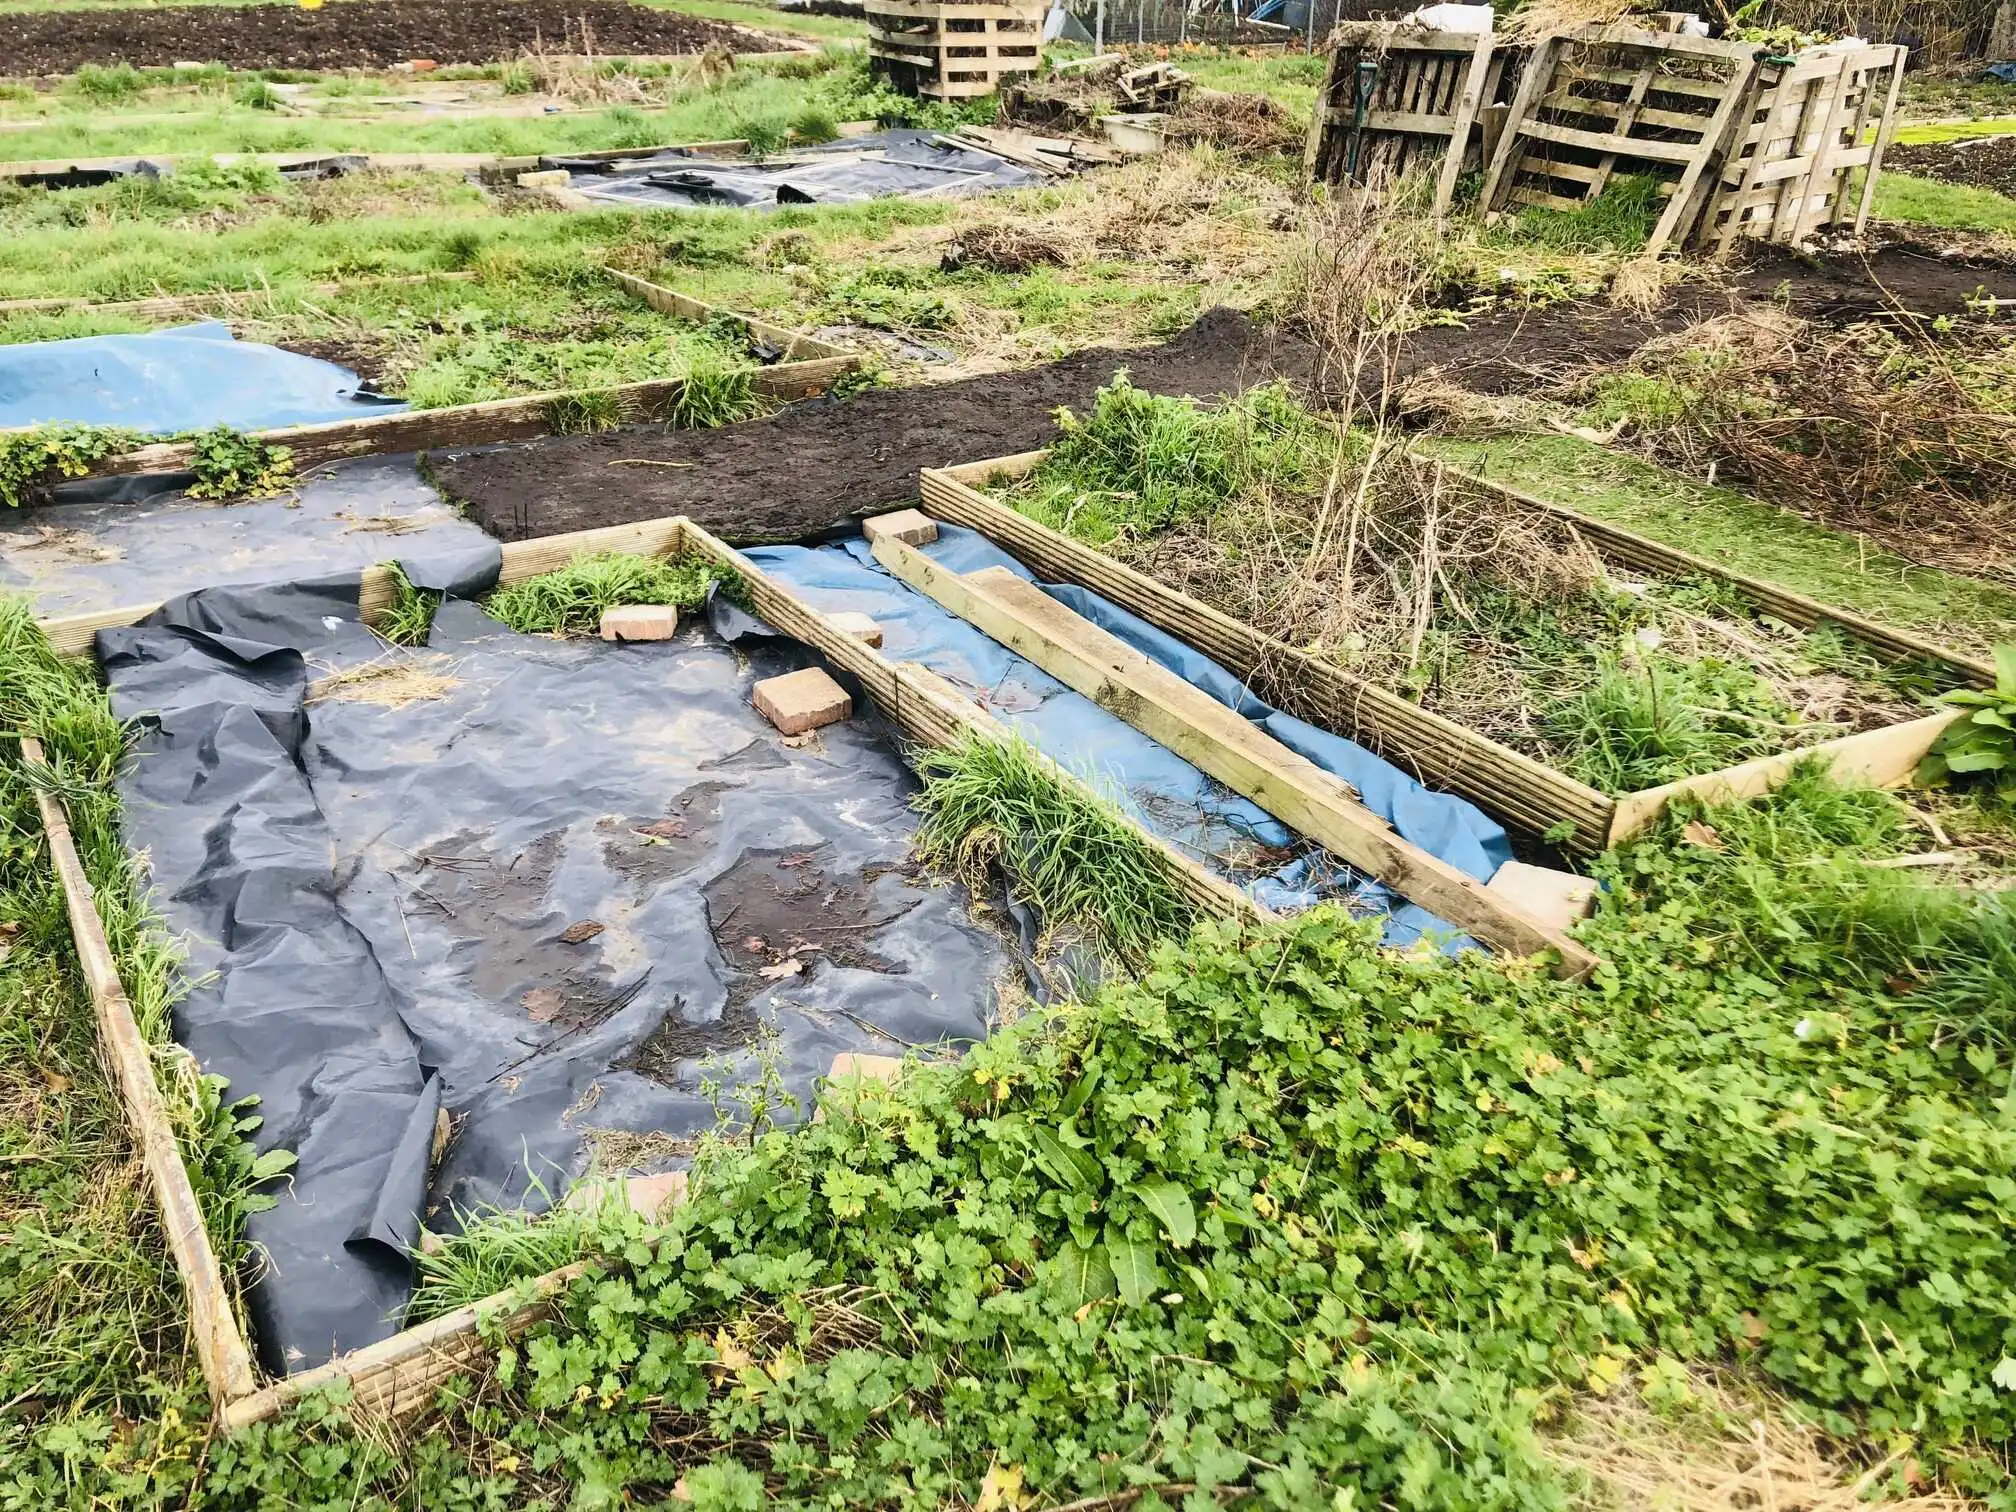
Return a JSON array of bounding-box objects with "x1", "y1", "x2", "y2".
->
[{"x1": 1428, "y1": 430, "x2": 2016, "y2": 656}]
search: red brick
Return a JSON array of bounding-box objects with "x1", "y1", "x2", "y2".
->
[
  {"x1": 600, "y1": 603, "x2": 679, "y2": 642},
  {"x1": 753, "y1": 667, "x2": 851, "y2": 735},
  {"x1": 861, "y1": 509, "x2": 939, "y2": 547}
]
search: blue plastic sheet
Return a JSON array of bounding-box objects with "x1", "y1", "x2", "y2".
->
[
  {"x1": 744, "y1": 525, "x2": 1515, "y2": 949},
  {"x1": 0, "y1": 320, "x2": 406, "y2": 435}
]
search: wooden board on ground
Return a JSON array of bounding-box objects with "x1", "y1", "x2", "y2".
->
[
  {"x1": 9, "y1": 271, "x2": 860, "y2": 483},
  {"x1": 18, "y1": 735, "x2": 260, "y2": 1413},
  {"x1": 867, "y1": 529, "x2": 1600, "y2": 979}
]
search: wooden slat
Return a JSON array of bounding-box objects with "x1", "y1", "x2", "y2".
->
[
  {"x1": 871, "y1": 534, "x2": 1599, "y2": 979},
  {"x1": 1850, "y1": 50, "x2": 1907, "y2": 235},
  {"x1": 1434, "y1": 30, "x2": 1498, "y2": 221},
  {"x1": 1607, "y1": 710, "x2": 1962, "y2": 845},
  {"x1": 39, "y1": 353, "x2": 855, "y2": 482},
  {"x1": 221, "y1": 1263, "x2": 588, "y2": 1429},
  {"x1": 18, "y1": 735, "x2": 260, "y2": 1412},
  {"x1": 603, "y1": 268, "x2": 854, "y2": 362},
  {"x1": 1516, "y1": 118, "x2": 1703, "y2": 163},
  {"x1": 919, "y1": 462, "x2": 1616, "y2": 849}
]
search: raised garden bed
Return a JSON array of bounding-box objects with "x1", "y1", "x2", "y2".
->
[
  {"x1": 917, "y1": 384, "x2": 1986, "y2": 853},
  {"x1": 1, "y1": 269, "x2": 858, "y2": 493}
]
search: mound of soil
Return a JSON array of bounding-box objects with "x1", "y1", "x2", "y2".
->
[
  {"x1": 432, "y1": 307, "x2": 1318, "y2": 543},
  {"x1": 1885, "y1": 133, "x2": 2016, "y2": 199},
  {"x1": 0, "y1": 0, "x2": 774, "y2": 76}
]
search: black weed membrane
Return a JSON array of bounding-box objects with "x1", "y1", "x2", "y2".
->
[{"x1": 101, "y1": 552, "x2": 1010, "y2": 1373}]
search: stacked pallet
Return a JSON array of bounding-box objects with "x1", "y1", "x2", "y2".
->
[
  {"x1": 865, "y1": 0, "x2": 1046, "y2": 100},
  {"x1": 1301, "y1": 19, "x2": 1501, "y2": 219},
  {"x1": 1306, "y1": 19, "x2": 1907, "y2": 254}
]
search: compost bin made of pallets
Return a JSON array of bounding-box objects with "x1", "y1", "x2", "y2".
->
[
  {"x1": 1308, "y1": 18, "x2": 1907, "y2": 253},
  {"x1": 865, "y1": 0, "x2": 1046, "y2": 99}
]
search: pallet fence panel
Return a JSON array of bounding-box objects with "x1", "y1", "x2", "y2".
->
[
  {"x1": 1706, "y1": 44, "x2": 1906, "y2": 250},
  {"x1": 18, "y1": 735, "x2": 260, "y2": 1412},
  {"x1": 1483, "y1": 24, "x2": 1763, "y2": 253},
  {"x1": 865, "y1": 0, "x2": 1046, "y2": 100},
  {"x1": 1306, "y1": 21, "x2": 1500, "y2": 215},
  {"x1": 920, "y1": 458, "x2": 1619, "y2": 851}
]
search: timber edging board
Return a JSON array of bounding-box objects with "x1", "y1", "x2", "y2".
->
[
  {"x1": 34, "y1": 510, "x2": 1271, "y2": 1431},
  {"x1": 19, "y1": 735, "x2": 260, "y2": 1412},
  {"x1": 922, "y1": 450, "x2": 1981, "y2": 851},
  {"x1": 11, "y1": 271, "x2": 859, "y2": 482}
]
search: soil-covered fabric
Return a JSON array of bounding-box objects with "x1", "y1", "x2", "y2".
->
[
  {"x1": 102, "y1": 572, "x2": 1005, "y2": 1374},
  {"x1": 431, "y1": 308, "x2": 1319, "y2": 544},
  {"x1": 0, "y1": 0, "x2": 773, "y2": 76}
]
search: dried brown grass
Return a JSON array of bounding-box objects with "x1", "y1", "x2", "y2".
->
[
  {"x1": 1165, "y1": 90, "x2": 1302, "y2": 155},
  {"x1": 305, "y1": 655, "x2": 460, "y2": 709},
  {"x1": 1546, "y1": 1365, "x2": 1981, "y2": 1511}
]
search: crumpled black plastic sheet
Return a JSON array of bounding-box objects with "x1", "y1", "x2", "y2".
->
[
  {"x1": 556, "y1": 129, "x2": 1046, "y2": 209},
  {"x1": 103, "y1": 569, "x2": 1007, "y2": 1374}
]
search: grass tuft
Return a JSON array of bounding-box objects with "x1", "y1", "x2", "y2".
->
[
  {"x1": 910, "y1": 732, "x2": 1200, "y2": 965},
  {"x1": 483, "y1": 551, "x2": 739, "y2": 636}
]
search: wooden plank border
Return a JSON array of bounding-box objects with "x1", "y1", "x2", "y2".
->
[
  {"x1": 18, "y1": 734, "x2": 260, "y2": 1412},
  {"x1": 603, "y1": 268, "x2": 853, "y2": 363},
  {"x1": 923, "y1": 449, "x2": 1983, "y2": 852}
]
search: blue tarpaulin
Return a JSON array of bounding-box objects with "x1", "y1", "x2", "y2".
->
[
  {"x1": 0, "y1": 321, "x2": 406, "y2": 435},
  {"x1": 745, "y1": 524, "x2": 1516, "y2": 950}
]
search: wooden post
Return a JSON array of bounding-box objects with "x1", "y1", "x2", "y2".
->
[{"x1": 18, "y1": 736, "x2": 260, "y2": 1412}]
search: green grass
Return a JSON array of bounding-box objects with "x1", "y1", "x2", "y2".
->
[
  {"x1": 1870, "y1": 169, "x2": 2016, "y2": 235},
  {"x1": 911, "y1": 732, "x2": 1201, "y2": 967},
  {"x1": 483, "y1": 551, "x2": 739, "y2": 635},
  {"x1": 0, "y1": 598, "x2": 282, "y2": 1461},
  {"x1": 0, "y1": 0, "x2": 860, "y2": 39},
  {"x1": 1428, "y1": 431, "x2": 2016, "y2": 657},
  {"x1": 1488, "y1": 173, "x2": 1665, "y2": 253}
]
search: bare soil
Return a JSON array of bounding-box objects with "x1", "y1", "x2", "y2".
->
[
  {"x1": 1885, "y1": 133, "x2": 2016, "y2": 199},
  {"x1": 432, "y1": 307, "x2": 1318, "y2": 543},
  {"x1": 0, "y1": 0, "x2": 773, "y2": 76},
  {"x1": 1394, "y1": 237, "x2": 2016, "y2": 397}
]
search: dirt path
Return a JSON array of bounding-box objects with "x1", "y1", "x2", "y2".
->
[
  {"x1": 432, "y1": 308, "x2": 1318, "y2": 543},
  {"x1": 0, "y1": 0, "x2": 774, "y2": 76}
]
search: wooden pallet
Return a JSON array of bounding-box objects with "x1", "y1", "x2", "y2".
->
[
  {"x1": 1701, "y1": 43, "x2": 1908, "y2": 250},
  {"x1": 921, "y1": 449, "x2": 1982, "y2": 852},
  {"x1": 1303, "y1": 20, "x2": 1502, "y2": 220},
  {"x1": 865, "y1": 0, "x2": 1045, "y2": 99},
  {"x1": 1478, "y1": 23, "x2": 1761, "y2": 254}
]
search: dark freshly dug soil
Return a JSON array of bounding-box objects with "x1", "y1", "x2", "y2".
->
[
  {"x1": 1, "y1": 0, "x2": 774, "y2": 76},
  {"x1": 432, "y1": 307, "x2": 1319, "y2": 544},
  {"x1": 1885, "y1": 133, "x2": 2016, "y2": 199},
  {"x1": 1391, "y1": 235, "x2": 2016, "y2": 395}
]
